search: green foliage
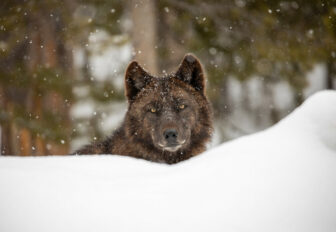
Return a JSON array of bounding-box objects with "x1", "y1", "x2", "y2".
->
[
  {"x1": 0, "y1": 102, "x2": 70, "y2": 142},
  {"x1": 0, "y1": 67, "x2": 73, "y2": 99}
]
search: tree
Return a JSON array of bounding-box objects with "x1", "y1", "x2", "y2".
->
[{"x1": 130, "y1": 0, "x2": 159, "y2": 74}]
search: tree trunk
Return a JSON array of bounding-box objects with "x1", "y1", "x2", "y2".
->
[
  {"x1": 326, "y1": 58, "x2": 335, "y2": 90},
  {"x1": 34, "y1": 95, "x2": 46, "y2": 156},
  {"x1": 0, "y1": 87, "x2": 12, "y2": 155},
  {"x1": 130, "y1": 0, "x2": 158, "y2": 74},
  {"x1": 19, "y1": 128, "x2": 32, "y2": 156},
  {"x1": 157, "y1": 5, "x2": 186, "y2": 73},
  {"x1": 26, "y1": 27, "x2": 42, "y2": 156},
  {"x1": 40, "y1": 12, "x2": 70, "y2": 155},
  {"x1": 8, "y1": 104, "x2": 20, "y2": 155}
]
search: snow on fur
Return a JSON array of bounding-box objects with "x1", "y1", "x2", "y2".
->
[{"x1": 0, "y1": 90, "x2": 335, "y2": 232}]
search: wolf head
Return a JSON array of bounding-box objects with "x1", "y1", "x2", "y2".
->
[{"x1": 124, "y1": 54, "x2": 212, "y2": 158}]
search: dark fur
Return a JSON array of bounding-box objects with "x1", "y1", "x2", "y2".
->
[{"x1": 74, "y1": 54, "x2": 213, "y2": 164}]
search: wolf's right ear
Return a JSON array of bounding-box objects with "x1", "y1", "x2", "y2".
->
[{"x1": 125, "y1": 61, "x2": 151, "y2": 101}]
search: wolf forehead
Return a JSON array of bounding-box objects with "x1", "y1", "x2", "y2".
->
[{"x1": 133, "y1": 76, "x2": 196, "y2": 102}]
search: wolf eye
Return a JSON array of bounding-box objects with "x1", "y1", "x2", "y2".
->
[
  {"x1": 150, "y1": 108, "x2": 157, "y2": 113},
  {"x1": 179, "y1": 104, "x2": 185, "y2": 110}
]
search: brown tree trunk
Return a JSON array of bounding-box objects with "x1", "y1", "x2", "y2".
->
[
  {"x1": 130, "y1": 0, "x2": 158, "y2": 74},
  {"x1": 19, "y1": 128, "x2": 32, "y2": 156},
  {"x1": 34, "y1": 95, "x2": 46, "y2": 156},
  {"x1": 326, "y1": 58, "x2": 335, "y2": 90},
  {"x1": 8, "y1": 104, "x2": 20, "y2": 155},
  {"x1": 0, "y1": 124, "x2": 11, "y2": 155},
  {"x1": 25, "y1": 27, "x2": 41, "y2": 156},
  {"x1": 157, "y1": 5, "x2": 186, "y2": 73},
  {"x1": 40, "y1": 12, "x2": 69, "y2": 155},
  {"x1": 0, "y1": 87, "x2": 12, "y2": 155}
]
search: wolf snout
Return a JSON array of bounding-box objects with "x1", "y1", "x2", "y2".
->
[
  {"x1": 161, "y1": 129, "x2": 187, "y2": 152},
  {"x1": 163, "y1": 129, "x2": 178, "y2": 144}
]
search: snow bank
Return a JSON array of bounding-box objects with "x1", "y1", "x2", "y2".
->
[{"x1": 0, "y1": 91, "x2": 335, "y2": 232}]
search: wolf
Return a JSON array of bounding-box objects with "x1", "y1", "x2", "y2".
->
[{"x1": 74, "y1": 54, "x2": 213, "y2": 164}]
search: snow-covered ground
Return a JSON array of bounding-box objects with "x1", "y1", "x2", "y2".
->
[{"x1": 0, "y1": 90, "x2": 335, "y2": 232}]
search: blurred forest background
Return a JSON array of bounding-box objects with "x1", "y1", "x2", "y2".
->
[{"x1": 0, "y1": 0, "x2": 335, "y2": 156}]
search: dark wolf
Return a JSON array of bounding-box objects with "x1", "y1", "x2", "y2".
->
[{"x1": 74, "y1": 54, "x2": 213, "y2": 164}]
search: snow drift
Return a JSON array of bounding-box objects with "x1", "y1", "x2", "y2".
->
[{"x1": 0, "y1": 90, "x2": 335, "y2": 232}]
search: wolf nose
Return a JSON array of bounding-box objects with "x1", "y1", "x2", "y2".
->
[{"x1": 163, "y1": 129, "x2": 178, "y2": 143}]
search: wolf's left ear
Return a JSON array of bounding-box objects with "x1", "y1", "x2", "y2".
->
[
  {"x1": 125, "y1": 61, "x2": 152, "y2": 101},
  {"x1": 175, "y1": 54, "x2": 205, "y2": 94}
]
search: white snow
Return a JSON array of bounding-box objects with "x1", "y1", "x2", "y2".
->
[{"x1": 0, "y1": 90, "x2": 336, "y2": 232}]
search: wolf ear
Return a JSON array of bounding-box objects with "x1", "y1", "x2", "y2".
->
[
  {"x1": 125, "y1": 61, "x2": 151, "y2": 101},
  {"x1": 175, "y1": 54, "x2": 205, "y2": 94}
]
